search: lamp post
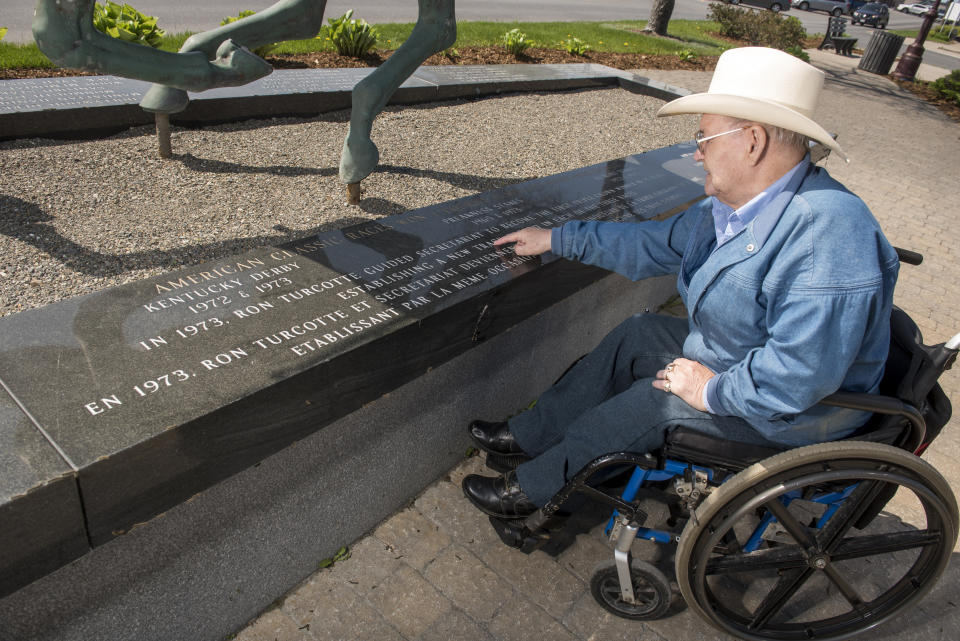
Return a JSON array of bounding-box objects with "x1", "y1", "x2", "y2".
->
[{"x1": 893, "y1": 0, "x2": 943, "y2": 81}]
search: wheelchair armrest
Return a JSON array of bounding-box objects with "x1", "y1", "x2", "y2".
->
[{"x1": 818, "y1": 391, "x2": 925, "y2": 452}]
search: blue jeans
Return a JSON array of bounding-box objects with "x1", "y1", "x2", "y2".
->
[{"x1": 510, "y1": 313, "x2": 781, "y2": 506}]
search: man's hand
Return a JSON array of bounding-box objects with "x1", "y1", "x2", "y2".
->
[
  {"x1": 493, "y1": 227, "x2": 552, "y2": 256},
  {"x1": 653, "y1": 358, "x2": 715, "y2": 412}
]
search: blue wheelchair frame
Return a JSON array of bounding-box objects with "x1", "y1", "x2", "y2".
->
[{"x1": 603, "y1": 460, "x2": 854, "y2": 551}]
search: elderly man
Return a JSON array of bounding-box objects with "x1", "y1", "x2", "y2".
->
[{"x1": 462, "y1": 47, "x2": 900, "y2": 518}]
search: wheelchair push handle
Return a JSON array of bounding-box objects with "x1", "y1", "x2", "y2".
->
[{"x1": 894, "y1": 247, "x2": 923, "y2": 265}]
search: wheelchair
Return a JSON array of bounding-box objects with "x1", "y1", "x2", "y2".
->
[{"x1": 485, "y1": 249, "x2": 960, "y2": 641}]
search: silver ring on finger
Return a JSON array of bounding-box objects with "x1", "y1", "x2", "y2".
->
[
  {"x1": 663, "y1": 380, "x2": 672, "y2": 394},
  {"x1": 666, "y1": 363, "x2": 676, "y2": 373}
]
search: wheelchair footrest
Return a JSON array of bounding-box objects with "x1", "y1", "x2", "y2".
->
[{"x1": 488, "y1": 513, "x2": 568, "y2": 554}]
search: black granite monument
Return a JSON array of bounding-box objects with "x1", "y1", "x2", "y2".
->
[{"x1": 0, "y1": 143, "x2": 705, "y2": 597}]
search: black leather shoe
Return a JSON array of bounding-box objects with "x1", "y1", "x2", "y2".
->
[
  {"x1": 468, "y1": 420, "x2": 527, "y2": 458},
  {"x1": 462, "y1": 471, "x2": 537, "y2": 518}
]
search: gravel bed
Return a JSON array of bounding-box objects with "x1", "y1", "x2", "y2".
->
[{"x1": 0, "y1": 86, "x2": 698, "y2": 318}]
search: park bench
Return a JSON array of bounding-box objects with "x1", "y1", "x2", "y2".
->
[{"x1": 819, "y1": 16, "x2": 858, "y2": 56}]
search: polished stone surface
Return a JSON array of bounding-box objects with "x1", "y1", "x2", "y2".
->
[
  {"x1": 0, "y1": 65, "x2": 620, "y2": 116},
  {"x1": 175, "y1": 68, "x2": 437, "y2": 125},
  {"x1": 0, "y1": 64, "x2": 683, "y2": 140},
  {"x1": 189, "y1": 68, "x2": 431, "y2": 99},
  {"x1": 0, "y1": 385, "x2": 88, "y2": 598},
  {"x1": 0, "y1": 143, "x2": 704, "y2": 577},
  {"x1": 414, "y1": 63, "x2": 622, "y2": 101},
  {"x1": 412, "y1": 62, "x2": 626, "y2": 86},
  {"x1": 0, "y1": 76, "x2": 150, "y2": 114}
]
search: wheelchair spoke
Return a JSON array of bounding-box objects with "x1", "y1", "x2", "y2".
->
[
  {"x1": 765, "y1": 497, "x2": 817, "y2": 549},
  {"x1": 822, "y1": 565, "x2": 864, "y2": 608},
  {"x1": 831, "y1": 529, "x2": 943, "y2": 561},
  {"x1": 748, "y1": 567, "x2": 814, "y2": 630},
  {"x1": 816, "y1": 479, "x2": 886, "y2": 552},
  {"x1": 706, "y1": 545, "x2": 807, "y2": 575},
  {"x1": 706, "y1": 529, "x2": 941, "y2": 577}
]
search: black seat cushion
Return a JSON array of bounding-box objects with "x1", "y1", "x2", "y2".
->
[{"x1": 661, "y1": 426, "x2": 788, "y2": 474}]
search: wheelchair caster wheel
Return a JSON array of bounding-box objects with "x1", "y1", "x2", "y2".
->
[{"x1": 590, "y1": 559, "x2": 672, "y2": 620}]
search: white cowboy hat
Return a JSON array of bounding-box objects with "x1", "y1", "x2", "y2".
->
[{"x1": 657, "y1": 47, "x2": 846, "y2": 161}]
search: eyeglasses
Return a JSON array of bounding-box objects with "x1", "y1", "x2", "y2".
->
[{"x1": 694, "y1": 126, "x2": 747, "y2": 153}]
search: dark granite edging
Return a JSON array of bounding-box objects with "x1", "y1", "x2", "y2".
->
[
  {"x1": 0, "y1": 143, "x2": 706, "y2": 599},
  {"x1": 0, "y1": 382, "x2": 89, "y2": 598},
  {"x1": 0, "y1": 268, "x2": 678, "y2": 641},
  {"x1": 0, "y1": 64, "x2": 689, "y2": 141}
]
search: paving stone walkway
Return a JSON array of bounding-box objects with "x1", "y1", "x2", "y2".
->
[{"x1": 235, "y1": 50, "x2": 960, "y2": 641}]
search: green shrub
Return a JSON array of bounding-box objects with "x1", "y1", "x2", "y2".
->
[
  {"x1": 502, "y1": 28, "x2": 533, "y2": 56},
  {"x1": 317, "y1": 545, "x2": 351, "y2": 569},
  {"x1": 707, "y1": 2, "x2": 806, "y2": 50},
  {"x1": 219, "y1": 10, "x2": 277, "y2": 56},
  {"x1": 561, "y1": 37, "x2": 591, "y2": 56},
  {"x1": 932, "y1": 69, "x2": 960, "y2": 107},
  {"x1": 0, "y1": 28, "x2": 7, "y2": 43},
  {"x1": 220, "y1": 9, "x2": 258, "y2": 25},
  {"x1": 322, "y1": 10, "x2": 379, "y2": 57},
  {"x1": 676, "y1": 49, "x2": 697, "y2": 62},
  {"x1": 784, "y1": 44, "x2": 810, "y2": 62},
  {"x1": 93, "y1": 1, "x2": 165, "y2": 48},
  {"x1": 930, "y1": 29, "x2": 960, "y2": 44}
]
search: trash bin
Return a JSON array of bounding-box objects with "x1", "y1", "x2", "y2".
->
[{"x1": 858, "y1": 31, "x2": 905, "y2": 75}]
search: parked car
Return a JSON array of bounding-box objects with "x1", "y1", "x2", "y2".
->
[
  {"x1": 852, "y1": 2, "x2": 890, "y2": 26},
  {"x1": 724, "y1": 0, "x2": 789, "y2": 13},
  {"x1": 900, "y1": 1, "x2": 946, "y2": 15},
  {"x1": 923, "y1": 2, "x2": 948, "y2": 17},
  {"x1": 790, "y1": 0, "x2": 852, "y2": 16}
]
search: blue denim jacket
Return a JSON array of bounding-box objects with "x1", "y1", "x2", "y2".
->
[{"x1": 551, "y1": 164, "x2": 900, "y2": 446}]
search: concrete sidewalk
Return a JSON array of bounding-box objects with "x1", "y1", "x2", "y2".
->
[
  {"x1": 232, "y1": 53, "x2": 960, "y2": 641},
  {"x1": 900, "y1": 36, "x2": 960, "y2": 81}
]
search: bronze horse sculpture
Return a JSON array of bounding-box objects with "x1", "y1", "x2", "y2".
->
[{"x1": 32, "y1": 0, "x2": 457, "y2": 202}]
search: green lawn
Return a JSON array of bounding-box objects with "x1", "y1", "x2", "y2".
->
[
  {"x1": 0, "y1": 19, "x2": 731, "y2": 69},
  {"x1": 890, "y1": 28, "x2": 958, "y2": 44},
  {"x1": 0, "y1": 41, "x2": 55, "y2": 69}
]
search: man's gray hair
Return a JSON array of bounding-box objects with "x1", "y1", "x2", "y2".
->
[
  {"x1": 735, "y1": 120, "x2": 811, "y2": 156},
  {"x1": 766, "y1": 125, "x2": 812, "y2": 156}
]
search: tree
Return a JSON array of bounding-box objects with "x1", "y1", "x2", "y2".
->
[{"x1": 644, "y1": 0, "x2": 676, "y2": 36}]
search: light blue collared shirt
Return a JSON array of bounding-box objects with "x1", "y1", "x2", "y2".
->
[
  {"x1": 701, "y1": 157, "x2": 810, "y2": 413},
  {"x1": 710, "y1": 157, "x2": 810, "y2": 248}
]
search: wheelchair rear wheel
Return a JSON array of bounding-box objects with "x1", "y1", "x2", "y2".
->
[{"x1": 675, "y1": 441, "x2": 958, "y2": 640}]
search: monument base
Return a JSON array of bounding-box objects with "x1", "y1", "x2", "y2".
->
[
  {"x1": 0, "y1": 271, "x2": 675, "y2": 641},
  {"x1": 0, "y1": 139, "x2": 707, "y2": 638}
]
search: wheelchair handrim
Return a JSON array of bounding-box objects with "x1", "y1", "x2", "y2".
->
[{"x1": 682, "y1": 465, "x2": 956, "y2": 641}]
